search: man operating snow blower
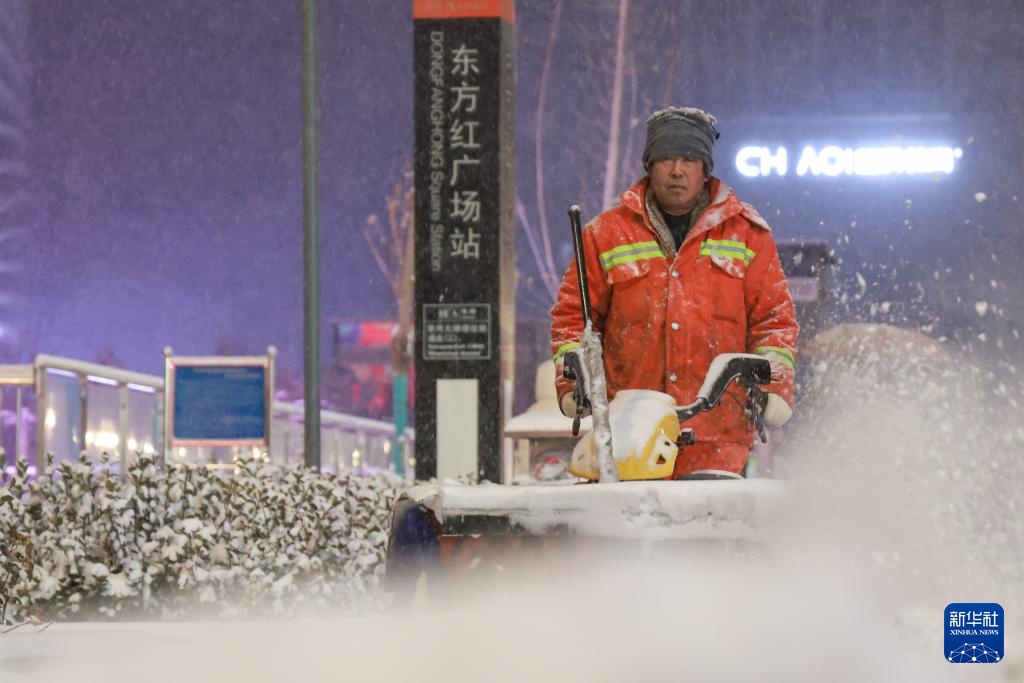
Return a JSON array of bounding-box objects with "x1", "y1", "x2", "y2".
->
[{"x1": 551, "y1": 106, "x2": 799, "y2": 479}]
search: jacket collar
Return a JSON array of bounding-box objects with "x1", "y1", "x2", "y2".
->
[
  {"x1": 621, "y1": 176, "x2": 746, "y2": 248},
  {"x1": 644, "y1": 186, "x2": 711, "y2": 257}
]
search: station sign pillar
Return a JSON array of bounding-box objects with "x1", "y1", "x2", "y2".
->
[{"x1": 412, "y1": 0, "x2": 516, "y2": 482}]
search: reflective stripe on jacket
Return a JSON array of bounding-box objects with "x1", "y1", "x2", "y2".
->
[{"x1": 550, "y1": 176, "x2": 799, "y2": 459}]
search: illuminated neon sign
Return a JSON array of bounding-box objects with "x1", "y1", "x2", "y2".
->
[{"x1": 735, "y1": 145, "x2": 963, "y2": 178}]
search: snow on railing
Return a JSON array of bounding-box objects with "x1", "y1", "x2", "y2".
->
[
  {"x1": 34, "y1": 354, "x2": 163, "y2": 390},
  {"x1": 271, "y1": 401, "x2": 414, "y2": 475}
]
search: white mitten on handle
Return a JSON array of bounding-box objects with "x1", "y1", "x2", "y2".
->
[
  {"x1": 763, "y1": 393, "x2": 793, "y2": 427},
  {"x1": 560, "y1": 392, "x2": 591, "y2": 418}
]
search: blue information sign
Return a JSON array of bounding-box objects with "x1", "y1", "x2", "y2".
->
[{"x1": 172, "y1": 365, "x2": 267, "y2": 441}]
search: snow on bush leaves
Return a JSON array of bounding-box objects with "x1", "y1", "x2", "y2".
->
[{"x1": 0, "y1": 450, "x2": 405, "y2": 623}]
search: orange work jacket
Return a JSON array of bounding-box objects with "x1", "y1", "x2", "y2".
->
[{"x1": 550, "y1": 177, "x2": 798, "y2": 472}]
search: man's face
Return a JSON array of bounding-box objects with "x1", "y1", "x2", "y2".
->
[{"x1": 648, "y1": 156, "x2": 706, "y2": 215}]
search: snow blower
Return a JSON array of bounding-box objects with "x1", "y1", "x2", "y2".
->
[{"x1": 384, "y1": 205, "x2": 785, "y2": 600}]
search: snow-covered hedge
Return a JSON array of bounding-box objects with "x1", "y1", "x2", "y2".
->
[{"x1": 0, "y1": 450, "x2": 406, "y2": 623}]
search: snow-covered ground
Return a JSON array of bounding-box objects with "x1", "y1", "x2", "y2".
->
[
  {"x1": 3, "y1": 471, "x2": 1019, "y2": 680},
  {"x1": 0, "y1": 552, "x2": 1019, "y2": 682}
]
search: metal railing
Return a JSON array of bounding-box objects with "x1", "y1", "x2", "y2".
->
[
  {"x1": 0, "y1": 364, "x2": 34, "y2": 470},
  {"x1": 0, "y1": 354, "x2": 413, "y2": 478}
]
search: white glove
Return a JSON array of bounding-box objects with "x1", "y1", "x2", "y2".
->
[
  {"x1": 560, "y1": 392, "x2": 591, "y2": 418},
  {"x1": 763, "y1": 393, "x2": 793, "y2": 427}
]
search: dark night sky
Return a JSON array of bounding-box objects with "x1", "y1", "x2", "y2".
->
[{"x1": 5, "y1": 0, "x2": 1023, "y2": 380}]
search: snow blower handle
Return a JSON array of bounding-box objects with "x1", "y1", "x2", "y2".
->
[
  {"x1": 561, "y1": 350, "x2": 590, "y2": 436},
  {"x1": 744, "y1": 384, "x2": 769, "y2": 444},
  {"x1": 568, "y1": 204, "x2": 592, "y2": 324},
  {"x1": 676, "y1": 353, "x2": 772, "y2": 443},
  {"x1": 565, "y1": 203, "x2": 593, "y2": 436}
]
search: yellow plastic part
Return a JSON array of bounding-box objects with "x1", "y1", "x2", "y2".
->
[{"x1": 569, "y1": 412, "x2": 679, "y2": 481}]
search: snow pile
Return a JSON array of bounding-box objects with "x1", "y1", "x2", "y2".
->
[{"x1": 0, "y1": 451, "x2": 405, "y2": 623}]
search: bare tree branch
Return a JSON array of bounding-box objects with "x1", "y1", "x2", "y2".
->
[
  {"x1": 619, "y1": 52, "x2": 640, "y2": 190},
  {"x1": 600, "y1": 0, "x2": 630, "y2": 211},
  {"x1": 365, "y1": 163, "x2": 415, "y2": 308},
  {"x1": 534, "y1": 0, "x2": 563, "y2": 288},
  {"x1": 363, "y1": 163, "x2": 416, "y2": 381},
  {"x1": 516, "y1": 194, "x2": 560, "y2": 299},
  {"x1": 363, "y1": 216, "x2": 397, "y2": 300},
  {"x1": 661, "y1": 3, "x2": 683, "y2": 107}
]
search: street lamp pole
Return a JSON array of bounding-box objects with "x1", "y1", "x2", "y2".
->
[{"x1": 301, "y1": 0, "x2": 320, "y2": 469}]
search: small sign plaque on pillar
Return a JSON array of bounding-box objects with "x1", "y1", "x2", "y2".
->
[{"x1": 413, "y1": 0, "x2": 516, "y2": 482}]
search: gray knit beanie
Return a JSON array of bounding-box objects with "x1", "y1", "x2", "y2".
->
[{"x1": 642, "y1": 106, "x2": 720, "y2": 174}]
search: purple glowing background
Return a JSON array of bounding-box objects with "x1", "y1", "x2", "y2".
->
[{"x1": 2, "y1": 0, "x2": 1021, "y2": 384}]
